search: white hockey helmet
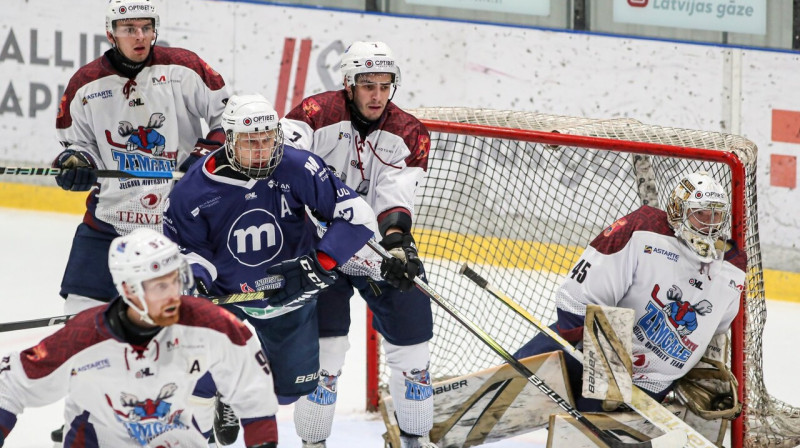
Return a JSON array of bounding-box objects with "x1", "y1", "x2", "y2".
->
[
  {"x1": 109, "y1": 228, "x2": 191, "y2": 326},
  {"x1": 221, "y1": 94, "x2": 284, "y2": 180},
  {"x1": 666, "y1": 171, "x2": 731, "y2": 263},
  {"x1": 105, "y1": 0, "x2": 160, "y2": 35},
  {"x1": 340, "y1": 41, "x2": 401, "y2": 88}
]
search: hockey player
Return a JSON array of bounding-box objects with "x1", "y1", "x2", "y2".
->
[
  {"x1": 515, "y1": 171, "x2": 746, "y2": 413},
  {"x1": 280, "y1": 41, "x2": 436, "y2": 448},
  {"x1": 50, "y1": 2, "x2": 230, "y2": 440},
  {"x1": 162, "y1": 93, "x2": 377, "y2": 445},
  {"x1": 53, "y1": 0, "x2": 229, "y2": 314},
  {"x1": 0, "y1": 228, "x2": 279, "y2": 447}
]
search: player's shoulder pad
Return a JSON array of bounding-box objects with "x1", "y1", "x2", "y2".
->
[
  {"x1": 589, "y1": 205, "x2": 671, "y2": 255},
  {"x1": 279, "y1": 145, "x2": 327, "y2": 175},
  {"x1": 150, "y1": 46, "x2": 226, "y2": 90},
  {"x1": 285, "y1": 90, "x2": 346, "y2": 126},
  {"x1": 382, "y1": 103, "x2": 430, "y2": 169},
  {"x1": 57, "y1": 56, "x2": 118, "y2": 129},
  {"x1": 722, "y1": 240, "x2": 747, "y2": 271},
  {"x1": 177, "y1": 296, "x2": 253, "y2": 346},
  {"x1": 20, "y1": 307, "x2": 111, "y2": 380}
]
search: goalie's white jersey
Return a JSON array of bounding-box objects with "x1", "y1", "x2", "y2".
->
[
  {"x1": 55, "y1": 46, "x2": 230, "y2": 236},
  {"x1": 0, "y1": 297, "x2": 278, "y2": 446},
  {"x1": 556, "y1": 206, "x2": 746, "y2": 394}
]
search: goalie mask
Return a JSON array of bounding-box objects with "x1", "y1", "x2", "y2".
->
[
  {"x1": 106, "y1": 0, "x2": 159, "y2": 42},
  {"x1": 221, "y1": 94, "x2": 284, "y2": 180},
  {"x1": 109, "y1": 228, "x2": 192, "y2": 326},
  {"x1": 341, "y1": 41, "x2": 401, "y2": 93},
  {"x1": 666, "y1": 171, "x2": 730, "y2": 263}
]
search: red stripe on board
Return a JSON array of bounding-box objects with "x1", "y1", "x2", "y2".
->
[
  {"x1": 291, "y1": 39, "x2": 313, "y2": 112},
  {"x1": 275, "y1": 38, "x2": 296, "y2": 118}
]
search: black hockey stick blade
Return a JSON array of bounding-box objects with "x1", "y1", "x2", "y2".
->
[
  {"x1": 0, "y1": 314, "x2": 76, "y2": 332},
  {"x1": 459, "y1": 263, "x2": 712, "y2": 447},
  {"x1": 0, "y1": 166, "x2": 183, "y2": 180},
  {"x1": 366, "y1": 241, "x2": 686, "y2": 447}
]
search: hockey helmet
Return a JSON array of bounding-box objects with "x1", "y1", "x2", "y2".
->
[
  {"x1": 666, "y1": 171, "x2": 731, "y2": 262},
  {"x1": 221, "y1": 94, "x2": 284, "y2": 180},
  {"x1": 106, "y1": 0, "x2": 160, "y2": 35},
  {"x1": 109, "y1": 228, "x2": 191, "y2": 325},
  {"x1": 340, "y1": 41, "x2": 401, "y2": 88}
]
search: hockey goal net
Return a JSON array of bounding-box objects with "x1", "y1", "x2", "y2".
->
[{"x1": 365, "y1": 107, "x2": 800, "y2": 448}]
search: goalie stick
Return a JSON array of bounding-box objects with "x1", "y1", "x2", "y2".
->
[
  {"x1": 366, "y1": 240, "x2": 686, "y2": 448},
  {"x1": 0, "y1": 166, "x2": 183, "y2": 180},
  {"x1": 0, "y1": 277, "x2": 292, "y2": 333},
  {"x1": 459, "y1": 263, "x2": 716, "y2": 448}
]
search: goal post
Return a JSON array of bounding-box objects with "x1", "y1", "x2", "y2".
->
[{"x1": 364, "y1": 108, "x2": 799, "y2": 448}]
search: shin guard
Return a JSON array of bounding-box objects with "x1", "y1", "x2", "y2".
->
[
  {"x1": 385, "y1": 341, "x2": 434, "y2": 437},
  {"x1": 294, "y1": 336, "x2": 349, "y2": 443}
]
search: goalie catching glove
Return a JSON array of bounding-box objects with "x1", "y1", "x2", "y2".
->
[
  {"x1": 52, "y1": 149, "x2": 98, "y2": 191},
  {"x1": 379, "y1": 232, "x2": 422, "y2": 291},
  {"x1": 674, "y1": 333, "x2": 741, "y2": 420},
  {"x1": 265, "y1": 250, "x2": 338, "y2": 307}
]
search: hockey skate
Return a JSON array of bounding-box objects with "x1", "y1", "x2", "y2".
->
[
  {"x1": 213, "y1": 394, "x2": 240, "y2": 445},
  {"x1": 399, "y1": 434, "x2": 438, "y2": 448},
  {"x1": 301, "y1": 441, "x2": 327, "y2": 448}
]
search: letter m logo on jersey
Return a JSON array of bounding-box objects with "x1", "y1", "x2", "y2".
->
[
  {"x1": 304, "y1": 156, "x2": 320, "y2": 175},
  {"x1": 228, "y1": 209, "x2": 285, "y2": 267}
]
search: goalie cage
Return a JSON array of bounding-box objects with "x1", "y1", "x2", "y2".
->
[{"x1": 363, "y1": 107, "x2": 800, "y2": 448}]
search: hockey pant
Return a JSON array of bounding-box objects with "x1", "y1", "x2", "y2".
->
[{"x1": 295, "y1": 337, "x2": 434, "y2": 443}]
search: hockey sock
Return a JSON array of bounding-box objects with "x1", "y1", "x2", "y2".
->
[
  {"x1": 385, "y1": 341, "x2": 434, "y2": 436},
  {"x1": 294, "y1": 336, "x2": 349, "y2": 443}
]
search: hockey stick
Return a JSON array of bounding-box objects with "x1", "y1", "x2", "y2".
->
[
  {"x1": 0, "y1": 279, "x2": 289, "y2": 333},
  {"x1": 459, "y1": 263, "x2": 715, "y2": 448},
  {"x1": 366, "y1": 240, "x2": 686, "y2": 448},
  {"x1": 0, "y1": 166, "x2": 183, "y2": 180}
]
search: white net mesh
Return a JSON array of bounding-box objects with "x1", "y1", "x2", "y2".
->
[{"x1": 370, "y1": 107, "x2": 800, "y2": 447}]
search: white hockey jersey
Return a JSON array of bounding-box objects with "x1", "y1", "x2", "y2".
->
[
  {"x1": 0, "y1": 297, "x2": 278, "y2": 447},
  {"x1": 555, "y1": 206, "x2": 747, "y2": 394},
  {"x1": 280, "y1": 90, "x2": 430, "y2": 229},
  {"x1": 55, "y1": 46, "x2": 230, "y2": 236}
]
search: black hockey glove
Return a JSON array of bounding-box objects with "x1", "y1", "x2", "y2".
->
[
  {"x1": 379, "y1": 232, "x2": 422, "y2": 291},
  {"x1": 52, "y1": 149, "x2": 97, "y2": 191},
  {"x1": 179, "y1": 138, "x2": 223, "y2": 172},
  {"x1": 265, "y1": 251, "x2": 338, "y2": 307}
]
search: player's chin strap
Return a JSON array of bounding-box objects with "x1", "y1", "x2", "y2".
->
[
  {"x1": 365, "y1": 240, "x2": 688, "y2": 448},
  {"x1": 459, "y1": 263, "x2": 718, "y2": 448}
]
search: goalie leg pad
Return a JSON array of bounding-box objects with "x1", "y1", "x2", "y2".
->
[
  {"x1": 384, "y1": 341, "x2": 434, "y2": 436},
  {"x1": 294, "y1": 336, "x2": 349, "y2": 443},
  {"x1": 581, "y1": 304, "x2": 634, "y2": 407}
]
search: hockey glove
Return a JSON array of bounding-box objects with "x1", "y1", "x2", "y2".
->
[
  {"x1": 52, "y1": 149, "x2": 97, "y2": 191},
  {"x1": 265, "y1": 251, "x2": 338, "y2": 307},
  {"x1": 379, "y1": 232, "x2": 423, "y2": 291},
  {"x1": 179, "y1": 138, "x2": 223, "y2": 172}
]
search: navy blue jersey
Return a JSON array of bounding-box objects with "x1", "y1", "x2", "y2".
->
[{"x1": 163, "y1": 146, "x2": 377, "y2": 297}]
